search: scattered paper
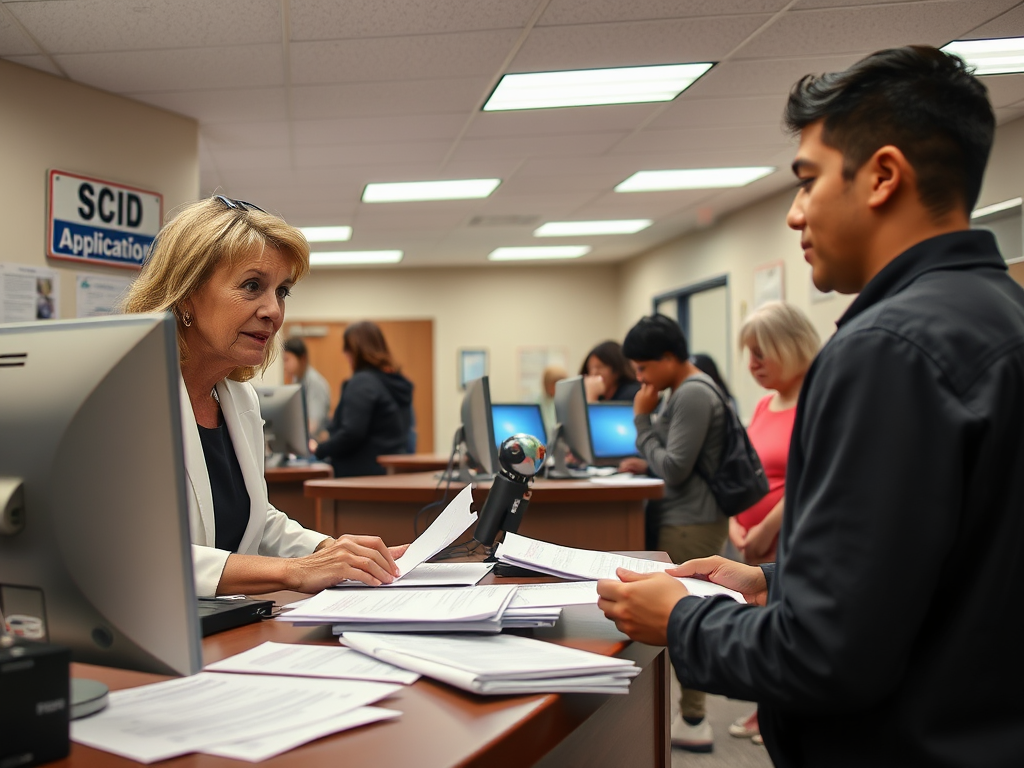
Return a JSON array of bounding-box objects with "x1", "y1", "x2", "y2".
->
[
  {"x1": 286, "y1": 584, "x2": 518, "y2": 624},
  {"x1": 205, "y1": 642, "x2": 419, "y2": 684},
  {"x1": 334, "y1": 562, "x2": 492, "y2": 589},
  {"x1": 509, "y1": 581, "x2": 600, "y2": 609}
]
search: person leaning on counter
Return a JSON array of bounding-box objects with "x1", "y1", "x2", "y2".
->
[{"x1": 122, "y1": 195, "x2": 407, "y2": 597}]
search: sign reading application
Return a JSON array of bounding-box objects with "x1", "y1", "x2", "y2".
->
[{"x1": 47, "y1": 170, "x2": 163, "y2": 270}]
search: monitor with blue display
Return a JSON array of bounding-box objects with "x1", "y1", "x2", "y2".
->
[
  {"x1": 491, "y1": 403, "x2": 546, "y2": 448},
  {"x1": 587, "y1": 402, "x2": 639, "y2": 460}
]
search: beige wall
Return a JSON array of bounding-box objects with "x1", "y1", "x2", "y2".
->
[
  {"x1": 282, "y1": 264, "x2": 622, "y2": 452},
  {"x1": 0, "y1": 59, "x2": 199, "y2": 316}
]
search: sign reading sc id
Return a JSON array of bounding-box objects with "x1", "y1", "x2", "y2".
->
[{"x1": 47, "y1": 170, "x2": 163, "y2": 270}]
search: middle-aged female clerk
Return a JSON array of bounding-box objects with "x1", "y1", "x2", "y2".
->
[{"x1": 122, "y1": 195, "x2": 406, "y2": 597}]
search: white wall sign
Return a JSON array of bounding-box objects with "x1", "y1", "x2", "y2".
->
[
  {"x1": 47, "y1": 170, "x2": 163, "y2": 270},
  {"x1": 0, "y1": 263, "x2": 60, "y2": 322},
  {"x1": 77, "y1": 273, "x2": 133, "y2": 317}
]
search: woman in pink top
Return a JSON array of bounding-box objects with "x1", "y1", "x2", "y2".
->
[{"x1": 728, "y1": 301, "x2": 820, "y2": 742}]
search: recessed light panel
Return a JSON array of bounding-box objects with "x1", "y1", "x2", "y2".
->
[
  {"x1": 534, "y1": 219, "x2": 652, "y2": 237},
  {"x1": 971, "y1": 197, "x2": 1022, "y2": 219},
  {"x1": 616, "y1": 167, "x2": 775, "y2": 192},
  {"x1": 483, "y1": 63, "x2": 713, "y2": 111},
  {"x1": 299, "y1": 226, "x2": 352, "y2": 242},
  {"x1": 488, "y1": 246, "x2": 591, "y2": 261},
  {"x1": 310, "y1": 251, "x2": 403, "y2": 266},
  {"x1": 942, "y1": 37, "x2": 1024, "y2": 75},
  {"x1": 362, "y1": 179, "x2": 501, "y2": 203}
]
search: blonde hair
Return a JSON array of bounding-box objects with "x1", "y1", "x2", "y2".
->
[
  {"x1": 738, "y1": 301, "x2": 820, "y2": 379},
  {"x1": 121, "y1": 197, "x2": 310, "y2": 382}
]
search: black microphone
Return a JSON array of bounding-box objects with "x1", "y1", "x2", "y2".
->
[{"x1": 473, "y1": 434, "x2": 545, "y2": 547}]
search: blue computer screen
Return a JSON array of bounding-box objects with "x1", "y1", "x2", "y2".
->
[
  {"x1": 491, "y1": 403, "x2": 546, "y2": 447},
  {"x1": 587, "y1": 403, "x2": 639, "y2": 459}
]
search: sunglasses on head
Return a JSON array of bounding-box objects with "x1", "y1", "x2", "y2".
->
[{"x1": 214, "y1": 194, "x2": 266, "y2": 214}]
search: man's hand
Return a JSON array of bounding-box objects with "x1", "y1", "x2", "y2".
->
[
  {"x1": 596, "y1": 569, "x2": 690, "y2": 645},
  {"x1": 670, "y1": 556, "x2": 769, "y2": 606},
  {"x1": 618, "y1": 456, "x2": 649, "y2": 474},
  {"x1": 633, "y1": 383, "x2": 661, "y2": 415}
]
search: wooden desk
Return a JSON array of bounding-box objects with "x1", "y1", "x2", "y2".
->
[
  {"x1": 305, "y1": 472, "x2": 663, "y2": 551},
  {"x1": 377, "y1": 452, "x2": 451, "y2": 474},
  {"x1": 62, "y1": 568, "x2": 671, "y2": 767},
  {"x1": 265, "y1": 463, "x2": 333, "y2": 531}
]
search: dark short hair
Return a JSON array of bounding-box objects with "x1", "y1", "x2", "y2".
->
[
  {"x1": 784, "y1": 45, "x2": 994, "y2": 216},
  {"x1": 578, "y1": 340, "x2": 636, "y2": 384},
  {"x1": 283, "y1": 337, "x2": 308, "y2": 358},
  {"x1": 343, "y1": 321, "x2": 396, "y2": 372},
  {"x1": 622, "y1": 315, "x2": 689, "y2": 362}
]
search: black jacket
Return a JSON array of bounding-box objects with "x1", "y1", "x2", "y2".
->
[
  {"x1": 314, "y1": 368, "x2": 413, "y2": 477},
  {"x1": 667, "y1": 230, "x2": 1024, "y2": 768}
]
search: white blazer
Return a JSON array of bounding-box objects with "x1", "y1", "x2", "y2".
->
[{"x1": 180, "y1": 377, "x2": 329, "y2": 596}]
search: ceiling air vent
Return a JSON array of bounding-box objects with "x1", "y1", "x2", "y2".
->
[{"x1": 467, "y1": 215, "x2": 540, "y2": 228}]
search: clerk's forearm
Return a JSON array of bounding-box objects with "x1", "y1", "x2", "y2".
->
[{"x1": 216, "y1": 553, "x2": 297, "y2": 595}]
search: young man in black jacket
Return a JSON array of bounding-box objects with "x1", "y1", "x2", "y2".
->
[{"x1": 597, "y1": 46, "x2": 1024, "y2": 767}]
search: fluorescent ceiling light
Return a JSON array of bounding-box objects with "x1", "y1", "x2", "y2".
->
[
  {"x1": 300, "y1": 226, "x2": 352, "y2": 242},
  {"x1": 971, "y1": 197, "x2": 1022, "y2": 219},
  {"x1": 310, "y1": 250, "x2": 403, "y2": 266},
  {"x1": 942, "y1": 37, "x2": 1024, "y2": 75},
  {"x1": 534, "y1": 219, "x2": 652, "y2": 237},
  {"x1": 616, "y1": 167, "x2": 775, "y2": 192},
  {"x1": 483, "y1": 63, "x2": 713, "y2": 111},
  {"x1": 362, "y1": 179, "x2": 501, "y2": 203},
  {"x1": 488, "y1": 246, "x2": 591, "y2": 261}
]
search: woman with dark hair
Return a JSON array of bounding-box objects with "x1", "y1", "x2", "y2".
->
[
  {"x1": 580, "y1": 340, "x2": 641, "y2": 402},
  {"x1": 313, "y1": 321, "x2": 414, "y2": 477},
  {"x1": 691, "y1": 353, "x2": 739, "y2": 416}
]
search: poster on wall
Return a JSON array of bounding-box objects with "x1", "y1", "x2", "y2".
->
[
  {"x1": 753, "y1": 261, "x2": 785, "y2": 308},
  {"x1": 77, "y1": 273, "x2": 133, "y2": 317},
  {"x1": 0, "y1": 263, "x2": 60, "y2": 322},
  {"x1": 47, "y1": 170, "x2": 163, "y2": 270},
  {"x1": 458, "y1": 349, "x2": 488, "y2": 389},
  {"x1": 517, "y1": 346, "x2": 569, "y2": 402}
]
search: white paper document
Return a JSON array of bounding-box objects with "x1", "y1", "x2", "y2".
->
[
  {"x1": 341, "y1": 631, "x2": 639, "y2": 695},
  {"x1": 509, "y1": 580, "x2": 600, "y2": 609},
  {"x1": 285, "y1": 584, "x2": 518, "y2": 624},
  {"x1": 70, "y1": 673, "x2": 400, "y2": 763},
  {"x1": 393, "y1": 484, "x2": 477, "y2": 577},
  {"x1": 201, "y1": 707, "x2": 401, "y2": 762},
  {"x1": 334, "y1": 562, "x2": 493, "y2": 589},
  {"x1": 588, "y1": 474, "x2": 664, "y2": 486},
  {"x1": 205, "y1": 641, "x2": 419, "y2": 684}
]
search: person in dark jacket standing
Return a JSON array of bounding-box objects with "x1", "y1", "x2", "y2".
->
[
  {"x1": 314, "y1": 321, "x2": 414, "y2": 477},
  {"x1": 596, "y1": 46, "x2": 1024, "y2": 768}
]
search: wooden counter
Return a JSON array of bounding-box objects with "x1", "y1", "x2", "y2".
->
[{"x1": 264, "y1": 462, "x2": 333, "y2": 530}]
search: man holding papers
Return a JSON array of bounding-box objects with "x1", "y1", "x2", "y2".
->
[{"x1": 597, "y1": 48, "x2": 1024, "y2": 768}]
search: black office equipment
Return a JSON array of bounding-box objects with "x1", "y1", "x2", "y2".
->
[{"x1": 197, "y1": 597, "x2": 274, "y2": 637}]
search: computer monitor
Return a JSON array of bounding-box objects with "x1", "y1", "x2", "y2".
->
[
  {"x1": 0, "y1": 314, "x2": 202, "y2": 691},
  {"x1": 253, "y1": 384, "x2": 310, "y2": 465},
  {"x1": 491, "y1": 403, "x2": 546, "y2": 448},
  {"x1": 587, "y1": 402, "x2": 639, "y2": 461},
  {"x1": 548, "y1": 375, "x2": 594, "y2": 476},
  {"x1": 448, "y1": 375, "x2": 497, "y2": 481}
]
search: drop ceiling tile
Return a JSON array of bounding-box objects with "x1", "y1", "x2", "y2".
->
[
  {"x1": 0, "y1": 12, "x2": 37, "y2": 55},
  {"x1": 56, "y1": 44, "x2": 284, "y2": 93},
  {"x1": 293, "y1": 113, "x2": 467, "y2": 145},
  {"x1": 290, "y1": 77, "x2": 489, "y2": 119},
  {"x1": 290, "y1": 29, "x2": 520, "y2": 85},
  {"x1": 206, "y1": 144, "x2": 292, "y2": 171},
  {"x1": 980, "y1": 74, "x2": 1024, "y2": 108},
  {"x1": 203, "y1": 121, "x2": 291, "y2": 148},
  {"x1": 496, "y1": 172, "x2": 626, "y2": 195},
  {"x1": 351, "y1": 207, "x2": 475, "y2": 231},
  {"x1": 128, "y1": 87, "x2": 290, "y2": 123},
  {"x1": 792, "y1": 0, "x2": 927, "y2": 7},
  {"x1": 289, "y1": 0, "x2": 537, "y2": 39},
  {"x1": 538, "y1": 0, "x2": 788, "y2": 26},
  {"x1": 736, "y1": 0, "x2": 1021, "y2": 59},
  {"x1": 466, "y1": 103, "x2": 661, "y2": 137},
  {"x1": 683, "y1": 54, "x2": 862, "y2": 99},
  {"x1": 451, "y1": 132, "x2": 627, "y2": 161},
  {"x1": 611, "y1": 124, "x2": 790, "y2": 155},
  {"x1": 651, "y1": 95, "x2": 788, "y2": 129},
  {"x1": 510, "y1": 15, "x2": 772, "y2": 72},
  {"x1": 579, "y1": 189, "x2": 715, "y2": 217},
  {"x1": 8, "y1": 0, "x2": 281, "y2": 53},
  {"x1": 996, "y1": 107, "x2": 1024, "y2": 125},
  {"x1": 964, "y1": 2, "x2": 1024, "y2": 38},
  {"x1": 294, "y1": 139, "x2": 451, "y2": 167},
  {"x1": 2, "y1": 54, "x2": 62, "y2": 76}
]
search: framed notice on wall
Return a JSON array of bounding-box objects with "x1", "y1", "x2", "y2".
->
[
  {"x1": 458, "y1": 348, "x2": 488, "y2": 390},
  {"x1": 753, "y1": 261, "x2": 785, "y2": 308}
]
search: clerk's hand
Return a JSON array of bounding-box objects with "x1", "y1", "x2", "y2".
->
[
  {"x1": 618, "y1": 457, "x2": 648, "y2": 474},
  {"x1": 633, "y1": 383, "x2": 661, "y2": 415},
  {"x1": 596, "y1": 569, "x2": 689, "y2": 645},
  {"x1": 670, "y1": 556, "x2": 768, "y2": 606},
  {"x1": 288, "y1": 534, "x2": 401, "y2": 592}
]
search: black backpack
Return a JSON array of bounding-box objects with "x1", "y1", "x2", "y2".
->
[{"x1": 686, "y1": 378, "x2": 769, "y2": 517}]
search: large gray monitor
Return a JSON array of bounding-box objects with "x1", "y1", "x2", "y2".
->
[
  {"x1": 549, "y1": 375, "x2": 594, "y2": 475},
  {"x1": 447, "y1": 375, "x2": 497, "y2": 481},
  {"x1": 0, "y1": 314, "x2": 202, "y2": 689},
  {"x1": 253, "y1": 383, "x2": 310, "y2": 465}
]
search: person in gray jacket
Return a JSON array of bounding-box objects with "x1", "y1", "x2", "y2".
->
[{"x1": 621, "y1": 313, "x2": 728, "y2": 753}]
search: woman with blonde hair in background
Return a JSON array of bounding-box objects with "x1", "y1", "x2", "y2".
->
[
  {"x1": 123, "y1": 196, "x2": 406, "y2": 597},
  {"x1": 729, "y1": 300, "x2": 820, "y2": 744}
]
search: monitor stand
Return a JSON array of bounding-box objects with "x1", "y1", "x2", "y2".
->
[{"x1": 71, "y1": 678, "x2": 108, "y2": 719}]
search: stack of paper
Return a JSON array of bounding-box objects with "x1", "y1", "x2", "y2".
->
[
  {"x1": 341, "y1": 632, "x2": 640, "y2": 695},
  {"x1": 335, "y1": 561, "x2": 493, "y2": 589},
  {"x1": 71, "y1": 673, "x2": 401, "y2": 763},
  {"x1": 205, "y1": 641, "x2": 420, "y2": 684},
  {"x1": 495, "y1": 533, "x2": 745, "y2": 602}
]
